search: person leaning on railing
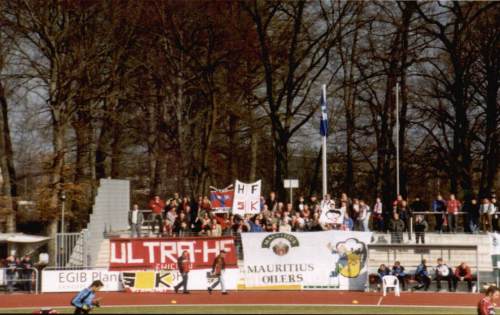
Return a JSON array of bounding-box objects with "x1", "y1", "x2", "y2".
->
[
  {"x1": 446, "y1": 194, "x2": 461, "y2": 233},
  {"x1": 128, "y1": 204, "x2": 144, "y2": 238},
  {"x1": 20, "y1": 254, "x2": 34, "y2": 292},
  {"x1": 414, "y1": 215, "x2": 428, "y2": 244},
  {"x1": 5, "y1": 255, "x2": 18, "y2": 293},
  {"x1": 432, "y1": 195, "x2": 447, "y2": 233},
  {"x1": 388, "y1": 213, "x2": 405, "y2": 244}
]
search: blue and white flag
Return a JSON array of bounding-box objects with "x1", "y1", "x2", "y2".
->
[{"x1": 320, "y1": 85, "x2": 328, "y2": 137}]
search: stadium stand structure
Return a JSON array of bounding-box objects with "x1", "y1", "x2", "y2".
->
[
  {"x1": 71, "y1": 179, "x2": 130, "y2": 267},
  {"x1": 368, "y1": 232, "x2": 495, "y2": 289}
]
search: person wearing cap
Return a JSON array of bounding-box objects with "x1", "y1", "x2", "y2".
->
[{"x1": 207, "y1": 250, "x2": 228, "y2": 295}]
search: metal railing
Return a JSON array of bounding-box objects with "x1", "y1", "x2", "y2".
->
[
  {"x1": 0, "y1": 267, "x2": 39, "y2": 294},
  {"x1": 55, "y1": 230, "x2": 89, "y2": 267}
]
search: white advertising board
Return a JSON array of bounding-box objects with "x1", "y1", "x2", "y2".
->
[
  {"x1": 41, "y1": 269, "x2": 122, "y2": 292},
  {"x1": 241, "y1": 231, "x2": 372, "y2": 290}
]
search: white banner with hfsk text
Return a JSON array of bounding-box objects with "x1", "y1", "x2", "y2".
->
[
  {"x1": 121, "y1": 268, "x2": 240, "y2": 292},
  {"x1": 241, "y1": 231, "x2": 372, "y2": 290},
  {"x1": 41, "y1": 269, "x2": 122, "y2": 292},
  {"x1": 232, "y1": 180, "x2": 261, "y2": 216}
]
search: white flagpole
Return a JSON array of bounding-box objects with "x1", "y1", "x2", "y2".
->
[
  {"x1": 395, "y1": 82, "x2": 400, "y2": 197},
  {"x1": 322, "y1": 84, "x2": 328, "y2": 198}
]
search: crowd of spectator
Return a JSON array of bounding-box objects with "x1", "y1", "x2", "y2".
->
[
  {"x1": 129, "y1": 191, "x2": 498, "y2": 238},
  {"x1": 0, "y1": 254, "x2": 34, "y2": 293},
  {"x1": 376, "y1": 259, "x2": 475, "y2": 292}
]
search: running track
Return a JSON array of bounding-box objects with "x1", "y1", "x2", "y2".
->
[{"x1": 0, "y1": 291, "x2": 482, "y2": 309}]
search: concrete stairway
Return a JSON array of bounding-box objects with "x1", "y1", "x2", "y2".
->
[
  {"x1": 85, "y1": 179, "x2": 130, "y2": 267},
  {"x1": 95, "y1": 238, "x2": 110, "y2": 268}
]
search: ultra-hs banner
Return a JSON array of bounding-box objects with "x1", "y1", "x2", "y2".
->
[
  {"x1": 109, "y1": 236, "x2": 238, "y2": 271},
  {"x1": 241, "y1": 231, "x2": 372, "y2": 290}
]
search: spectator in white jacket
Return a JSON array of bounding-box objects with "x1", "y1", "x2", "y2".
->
[
  {"x1": 480, "y1": 198, "x2": 495, "y2": 232},
  {"x1": 359, "y1": 200, "x2": 371, "y2": 232}
]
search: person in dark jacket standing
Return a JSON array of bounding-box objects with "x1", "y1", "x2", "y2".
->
[
  {"x1": 20, "y1": 255, "x2": 33, "y2": 292},
  {"x1": 389, "y1": 213, "x2": 405, "y2": 243},
  {"x1": 207, "y1": 250, "x2": 227, "y2": 295},
  {"x1": 174, "y1": 250, "x2": 191, "y2": 294},
  {"x1": 414, "y1": 215, "x2": 428, "y2": 244},
  {"x1": 432, "y1": 195, "x2": 446, "y2": 233}
]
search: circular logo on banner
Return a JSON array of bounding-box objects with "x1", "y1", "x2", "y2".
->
[{"x1": 261, "y1": 233, "x2": 299, "y2": 256}]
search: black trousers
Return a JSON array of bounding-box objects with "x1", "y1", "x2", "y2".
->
[
  {"x1": 436, "y1": 274, "x2": 452, "y2": 291},
  {"x1": 175, "y1": 273, "x2": 189, "y2": 292},
  {"x1": 396, "y1": 275, "x2": 406, "y2": 290},
  {"x1": 435, "y1": 214, "x2": 444, "y2": 232},
  {"x1": 415, "y1": 232, "x2": 425, "y2": 244},
  {"x1": 414, "y1": 275, "x2": 430, "y2": 290},
  {"x1": 453, "y1": 277, "x2": 472, "y2": 292},
  {"x1": 151, "y1": 214, "x2": 164, "y2": 234},
  {"x1": 22, "y1": 271, "x2": 32, "y2": 291}
]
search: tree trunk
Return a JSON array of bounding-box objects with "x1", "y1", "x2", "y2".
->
[
  {"x1": 479, "y1": 58, "x2": 499, "y2": 197},
  {"x1": 47, "y1": 115, "x2": 66, "y2": 265},
  {"x1": 249, "y1": 128, "x2": 258, "y2": 182},
  {"x1": 273, "y1": 136, "x2": 288, "y2": 201},
  {"x1": 0, "y1": 80, "x2": 16, "y2": 233}
]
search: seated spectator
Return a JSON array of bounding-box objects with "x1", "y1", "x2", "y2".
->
[
  {"x1": 377, "y1": 264, "x2": 391, "y2": 291},
  {"x1": 453, "y1": 262, "x2": 473, "y2": 292},
  {"x1": 248, "y1": 217, "x2": 264, "y2": 232},
  {"x1": 173, "y1": 212, "x2": 188, "y2": 235},
  {"x1": 391, "y1": 261, "x2": 407, "y2": 291},
  {"x1": 414, "y1": 215, "x2": 428, "y2": 244},
  {"x1": 178, "y1": 222, "x2": 191, "y2": 237},
  {"x1": 342, "y1": 211, "x2": 354, "y2": 231},
  {"x1": 413, "y1": 259, "x2": 431, "y2": 291},
  {"x1": 208, "y1": 218, "x2": 222, "y2": 236},
  {"x1": 435, "y1": 258, "x2": 453, "y2": 292},
  {"x1": 389, "y1": 213, "x2": 405, "y2": 243},
  {"x1": 279, "y1": 217, "x2": 292, "y2": 232},
  {"x1": 307, "y1": 213, "x2": 323, "y2": 231},
  {"x1": 302, "y1": 204, "x2": 311, "y2": 219}
]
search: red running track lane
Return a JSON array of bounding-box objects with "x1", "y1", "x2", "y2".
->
[{"x1": 0, "y1": 291, "x2": 481, "y2": 309}]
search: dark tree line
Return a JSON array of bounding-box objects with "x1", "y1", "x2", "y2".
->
[{"x1": 0, "y1": 1, "x2": 498, "y2": 260}]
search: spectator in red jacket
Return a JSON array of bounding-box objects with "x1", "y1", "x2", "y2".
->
[
  {"x1": 174, "y1": 250, "x2": 191, "y2": 294},
  {"x1": 446, "y1": 194, "x2": 461, "y2": 233},
  {"x1": 454, "y1": 262, "x2": 473, "y2": 292},
  {"x1": 149, "y1": 196, "x2": 165, "y2": 235},
  {"x1": 478, "y1": 285, "x2": 499, "y2": 315}
]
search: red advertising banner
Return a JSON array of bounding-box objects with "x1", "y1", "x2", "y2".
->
[{"x1": 109, "y1": 236, "x2": 237, "y2": 271}]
